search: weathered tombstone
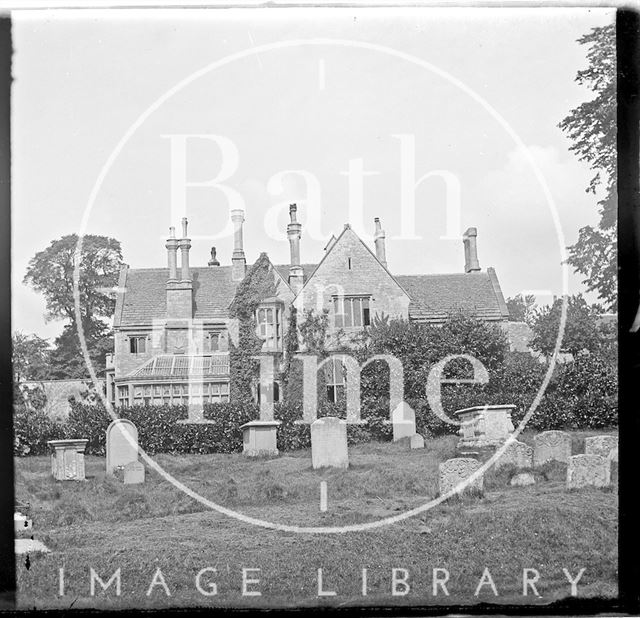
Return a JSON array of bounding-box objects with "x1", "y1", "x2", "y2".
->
[
  {"x1": 410, "y1": 434, "x2": 425, "y2": 450},
  {"x1": 454, "y1": 405, "x2": 515, "y2": 451},
  {"x1": 15, "y1": 539, "x2": 50, "y2": 555},
  {"x1": 510, "y1": 472, "x2": 536, "y2": 487},
  {"x1": 495, "y1": 439, "x2": 533, "y2": 469},
  {"x1": 584, "y1": 435, "x2": 618, "y2": 459},
  {"x1": 311, "y1": 417, "x2": 348, "y2": 469},
  {"x1": 47, "y1": 439, "x2": 88, "y2": 481},
  {"x1": 239, "y1": 420, "x2": 281, "y2": 457},
  {"x1": 606, "y1": 447, "x2": 618, "y2": 486},
  {"x1": 567, "y1": 454, "x2": 609, "y2": 489},
  {"x1": 392, "y1": 402, "x2": 416, "y2": 441},
  {"x1": 124, "y1": 460, "x2": 145, "y2": 485},
  {"x1": 106, "y1": 419, "x2": 139, "y2": 476},
  {"x1": 533, "y1": 430, "x2": 572, "y2": 466},
  {"x1": 438, "y1": 458, "x2": 483, "y2": 495}
]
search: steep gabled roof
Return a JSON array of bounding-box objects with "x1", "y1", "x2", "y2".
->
[
  {"x1": 115, "y1": 266, "x2": 239, "y2": 327},
  {"x1": 396, "y1": 268, "x2": 509, "y2": 323},
  {"x1": 297, "y1": 224, "x2": 411, "y2": 300},
  {"x1": 273, "y1": 264, "x2": 318, "y2": 285}
]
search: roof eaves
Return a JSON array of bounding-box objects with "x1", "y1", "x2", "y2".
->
[{"x1": 113, "y1": 265, "x2": 129, "y2": 329}]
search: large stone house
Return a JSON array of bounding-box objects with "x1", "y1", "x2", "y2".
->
[{"x1": 106, "y1": 205, "x2": 510, "y2": 408}]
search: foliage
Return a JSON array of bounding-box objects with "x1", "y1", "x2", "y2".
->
[
  {"x1": 12, "y1": 331, "x2": 51, "y2": 382},
  {"x1": 559, "y1": 23, "x2": 617, "y2": 309},
  {"x1": 23, "y1": 233, "x2": 123, "y2": 327},
  {"x1": 13, "y1": 402, "x2": 64, "y2": 456},
  {"x1": 228, "y1": 254, "x2": 279, "y2": 403},
  {"x1": 530, "y1": 294, "x2": 611, "y2": 357},
  {"x1": 505, "y1": 294, "x2": 537, "y2": 326}
]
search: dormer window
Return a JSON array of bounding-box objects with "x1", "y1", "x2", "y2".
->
[
  {"x1": 332, "y1": 296, "x2": 371, "y2": 328},
  {"x1": 256, "y1": 299, "x2": 283, "y2": 350}
]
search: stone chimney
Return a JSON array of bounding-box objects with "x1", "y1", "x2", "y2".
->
[
  {"x1": 165, "y1": 226, "x2": 178, "y2": 280},
  {"x1": 208, "y1": 246, "x2": 220, "y2": 266},
  {"x1": 231, "y1": 209, "x2": 246, "y2": 281},
  {"x1": 179, "y1": 217, "x2": 191, "y2": 281},
  {"x1": 463, "y1": 227, "x2": 481, "y2": 273},
  {"x1": 166, "y1": 219, "x2": 193, "y2": 320},
  {"x1": 287, "y1": 203, "x2": 304, "y2": 293},
  {"x1": 374, "y1": 217, "x2": 387, "y2": 268}
]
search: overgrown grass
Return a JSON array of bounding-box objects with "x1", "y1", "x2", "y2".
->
[{"x1": 15, "y1": 432, "x2": 618, "y2": 609}]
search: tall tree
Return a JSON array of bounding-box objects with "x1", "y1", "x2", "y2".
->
[
  {"x1": 23, "y1": 234, "x2": 123, "y2": 377},
  {"x1": 11, "y1": 331, "x2": 51, "y2": 382},
  {"x1": 23, "y1": 234, "x2": 123, "y2": 333},
  {"x1": 506, "y1": 294, "x2": 538, "y2": 326},
  {"x1": 559, "y1": 23, "x2": 616, "y2": 309}
]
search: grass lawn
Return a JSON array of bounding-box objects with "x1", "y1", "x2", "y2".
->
[{"x1": 15, "y1": 429, "x2": 618, "y2": 610}]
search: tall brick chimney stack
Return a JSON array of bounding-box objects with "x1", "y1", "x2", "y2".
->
[
  {"x1": 166, "y1": 219, "x2": 193, "y2": 320},
  {"x1": 231, "y1": 209, "x2": 246, "y2": 281},
  {"x1": 166, "y1": 226, "x2": 178, "y2": 280},
  {"x1": 287, "y1": 203, "x2": 304, "y2": 294},
  {"x1": 374, "y1": 217, "x2": 387, "y2": 268},
  {"x1": 463, "y1": 227, "x2": 481, "y2": 273}
]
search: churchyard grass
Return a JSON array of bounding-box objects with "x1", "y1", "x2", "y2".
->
[{"x1": 15, "y1": 430, "x2": 618, "y2": 609}]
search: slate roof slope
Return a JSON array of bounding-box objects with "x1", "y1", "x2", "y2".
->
[
  {"x1": 395, "y1": 269, "x2": 509, "y2": 323},
  {"x1": 115, "y1": 267, "x2": 239, "y2": 327},
  {"x1": 273, "y1": 264, "x2": 318, "y2": 284}
]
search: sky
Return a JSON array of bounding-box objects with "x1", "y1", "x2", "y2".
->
[{"x1": 11, "y1": 7, "x2": 616, "y2": 341}]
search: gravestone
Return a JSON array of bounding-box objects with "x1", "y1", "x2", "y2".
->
[
  {"x1": 15, "y1": 539, "x2": 50, "y2": 555},
  {"x1": 47, "y1": 439, "x2": 88, "y2": 481},
  {"x1": 106, "y1": 419, "x2": 139, "y2": 476},
  {"x1": 495, "y1": 439, "x2": 533, "y2": 469},
  {"x1": 392, "y1": 402, "x2": 416, "y2": 441},
  {"x1": 584, "y1": 435, "x2": 618, "y2": 459},
  {"x1": 566, "y1": 454, "x2": 609, "y2": 489},
  {"x1": 14, "y1": 512, "x2": 32, "y2": 536},
  {"x1": 410, "y1": 434, "x2": 425, "y2": 450},
  {"x1": 240, "y1": 420, "x2": 280, "y2": 457},
  {"x1": 438, "y1": 458, "x2": 483, "y2": 495},
  {"x1": 533, "y1": 430, "x2": 572, "y2": 466},
  {"x1": 510, "y1": 472, "x2": 536, "y2": 487},
  {"x1": 454, "y1": 405, "x2": 515, "y2": 451},
  {"x1": 606, "y1": 447, "x2": 618, "y2": 486},
  {"x1": 124, "y1": 460, "x2": 145, "y2": 485},
  {"x1": 311, "y1": 417, "x2": 348, "y2": 469}
]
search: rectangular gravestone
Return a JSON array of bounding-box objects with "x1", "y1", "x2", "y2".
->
[
  {"x1": 438, "y1": 457, "x2": 483, "y2": 495},
  {"x1": 584, "y1": 435, "x2": 618, "y2": 459},
  {"x1": 240, "y1": 420, "x2": 280, "y2": 457},
  {"x1": 392, "y1": 402, "x2": 416, "y2": 442},
  {"x1": 495, "y1": 439, "x2": 533, "y2": 469},
  {"x1": 311, "y1": 417, "x2": 348, "y2": 469},
  {"x1": 106, "y1": 419, "x2": 139, "y2": 476},
  {"x1": 124, "y1": 460, "x2": 145, "y2": 485},
  {"x1": 533, "y1": 430, "x2": 572, "y2": 466},
  {"x1": 567, "y1": 454, "x2": 609, "y2": 488},
  {"x1": 455, "y1": 405, "x2": 515, "y2": 451},
  {"x1": 47, "y1": 439, "x2": 88, "y2": 481}
]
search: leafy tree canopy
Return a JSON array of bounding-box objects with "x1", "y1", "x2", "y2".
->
[
  {"x1": 559, "y1": 23, "x2": 616, "y2": 309},
  {"x1": 23, "y1": 234, "x2": 123, "y2": 329},
  {"x1": 12, "y1": 331, "x2": 51, "y2": 382},
  {"x1": 530, "y1": 294, "x2": 613, "y2": 357},
  {"x1": 506, "y1": 294, "x2": 538, "y2": 326}
]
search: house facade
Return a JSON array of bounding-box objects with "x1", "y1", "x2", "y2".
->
[{"x1": 106, "y1": 205, "x2": 510, "y2": 408}]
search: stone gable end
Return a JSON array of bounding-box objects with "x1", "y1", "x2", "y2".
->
[{"x1": 299, "y1": 227, "x2": 410, "y2": 326}]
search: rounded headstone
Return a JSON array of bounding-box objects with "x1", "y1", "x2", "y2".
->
[
  {"x1": 106, "y1": 419, "x2": 139, "y2": 476},
  {"x1": 533, "y1": 430, "x2": 572, "y2": 466},
  {"x1": 410, "y1": 434, "x2": 425, "y2": 450}
]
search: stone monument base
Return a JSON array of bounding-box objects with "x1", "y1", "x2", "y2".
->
[{"x1": 240, "y1": 420, "x2": 281, "y2": 457}]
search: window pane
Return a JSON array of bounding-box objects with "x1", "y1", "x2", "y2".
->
[
  {"x1": 353, "y1": 298, "x2": 362, "y2": 326},
  {"x1": 363, "y1": 307, "x2": 370, "y2": 326},
  {"x1": 345, "y1": 298, "x2": 354, "y2": 327},
  {"x1": 139, "y1": 338, "x2": 146, "y2": 353}
]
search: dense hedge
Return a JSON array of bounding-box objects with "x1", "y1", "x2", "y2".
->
[{"x1": 14, "y1": 349, "x2": 617, "y2": 456}]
